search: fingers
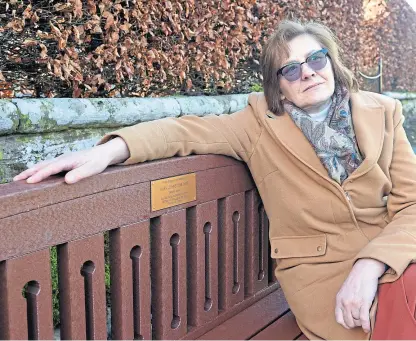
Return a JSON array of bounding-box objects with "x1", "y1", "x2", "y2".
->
[
  {"x1": 27, "y1": 159, "x2": 79, "y2": 183},
  {"x1": 13, "y1": 159, "x2": 55, "y2": 181},
  {"x1": 360, "y1": 303, "x2": 371, "y2": 333},
  {"x1": 341, "y1": 305, "x2": 356, "y2": 329},
  {"x1": 64, "y1": 161, "x2": 107, "y2": 184},
  {"x1": 350, "y1": 307, "x2": 363, "y2": 327},
  {"x1": 335, "y1": 264, "x2": 378, "y2": 334},
  {"x1": 335, "y1": 307, "x2": 349, "y2": 330},
  {"x1": 336, "y1": 300, "x2": 371, "y2": 333},
  {"x1": 12, "y1": 146, "x2": 111, "y2": 185}
]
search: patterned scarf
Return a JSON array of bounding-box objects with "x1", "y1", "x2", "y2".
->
[{"x1": 284, "y1": 85, "x2": 363, "y2": 184}]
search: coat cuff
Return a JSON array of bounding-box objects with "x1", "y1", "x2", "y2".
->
[
  {"x1": 96, "y1": 121, "x2": 168, "y2": 165},
  {"x1": 354, "y1": 230, "x2": 416, "y2": 283}
]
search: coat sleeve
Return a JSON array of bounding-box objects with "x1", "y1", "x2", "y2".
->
[
  {"x1": 97, "y1": 93, "x2": 263, "y2": 165},
  {"x1": 355, "y1": 99, "x2": 416, "y2": 282}
]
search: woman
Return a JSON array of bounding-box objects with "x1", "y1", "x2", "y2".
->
[{"x1": 13, "y1": 20, "x2": 416, "y2": 340}]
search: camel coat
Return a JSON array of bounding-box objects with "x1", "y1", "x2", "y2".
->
[{"x1": 100, "y1": 90, "x2": 416, "y2": 340}]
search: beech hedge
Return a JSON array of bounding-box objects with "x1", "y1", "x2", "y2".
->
[{"x1": 0, "y1": 0, "x2": 414, "y2": 99}]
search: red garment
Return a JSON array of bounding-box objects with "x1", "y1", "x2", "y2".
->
[{"x1": 372, "y1": 264, "x2": 416, "y2": 339}]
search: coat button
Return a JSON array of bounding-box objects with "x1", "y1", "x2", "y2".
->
[
  {"x1": 274, "y1": 248, "x2": 279, "y2": 254},
  {"x1": 317, "y1": 246, "x2": 323, "y2": 252}
]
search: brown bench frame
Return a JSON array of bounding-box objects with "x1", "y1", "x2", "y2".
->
[{"x1": 0, "y1": 155, "x2": 303, "y2": 340}]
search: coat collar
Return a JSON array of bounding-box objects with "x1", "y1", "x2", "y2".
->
[{"x1": 264, "y1": 91, "x2": 385, "y2": 183}]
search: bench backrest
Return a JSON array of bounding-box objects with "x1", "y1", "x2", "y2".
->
[{"x1": 0, "y1": 155, "x2": 281, "y2": 340}]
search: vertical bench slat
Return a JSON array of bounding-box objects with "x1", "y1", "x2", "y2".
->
[
  {"x1": 186, "y1": 201, "x2": 219, "y2": 328},
  {"x1": 58, "y1": 234, "x2": 107, "y2": 340},
  {"x1": 151, "y1": 210, "x2": 187, "y2": 340},
  {"x1": 218, "y1": 193, "x2": 246, "y2": 310},
  {"x1": 109, "y1": 221, "x2": 151, "y2": 340},
  {"x1": 245, "y1": 190, "x2": 270, "y2": 296},
  {"x1": 0, "y1": 249, "x2": 53, "y2": 340}
]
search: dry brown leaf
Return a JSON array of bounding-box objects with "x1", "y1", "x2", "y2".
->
[
  {"x1": 31, "y1": 11, "x2": 40, "y2": 25},
  {"x1": 72, "y1": 0, "x2": 83, "y2": 19},
  {"x1": 39, "y1": 44, "x2": 48, "y2": 59},
  {"x1": 22, "y1": 4, "x2": 32, "y2": 19},
  {"x1": 54, "y1": 3, "x2": 71, "y2": 12},
  {"x1": 0, "y1": 82, "x2": 14, "y2": 98},
  {"x1": 20, "y1": 87, "x2": 35, "y2": 96},
  {"x1": 119, "y1": 23, "x2": 132, "y2": 32},
  {"x1": 53, "y1": 60, "x2": 63, "y2": 78},
  {"x1": 6, "y1": 19, "x2": 24, "y2": 33},
  {"x1": 92, "y1": 25, "x2": 102, "y2": 34},
  {"x1": 50, "y1": 23, "x2": 62, "y2": 37},
  {"x1": 105, "y1": 14, "x2": 115, "y2": 31},
  {"x1": 95, "y1": 56, "x2": 104, "y2": 70},
  {"x1": 110, "y1": 31, "x2": 119, "y2": 44},
  {"x1": 85, "y1": 0, "x2": 96, "y2": 14},
  {"x1": 72, "y1": 26, "x2": 81, "y2": 43},
  {"x1": 58, "y1": 37, "x2": 67, "y2": 50},
  {"x1": 115, "y1": 60, "x2": 122, "y2": 71},
  {"x1": 73, "y1": 72, "x2": 83, "y2": 82},
  {"x1": 23, "y1": 39, "x2": 38, "y2": 47}
]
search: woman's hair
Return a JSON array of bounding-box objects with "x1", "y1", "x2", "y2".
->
[{"x1": 261, "y1": 20, "x2": 359, "y2": 115}]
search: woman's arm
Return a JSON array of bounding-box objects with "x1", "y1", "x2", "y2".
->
[
  {"x1": 13, "y1": 136, "x2": 130, "y2": 184},
  {"x1": 98, "y1": 93, "x2": 262, "y2": 165},
  {"x1": 354, "y1": 99, "x2": 416, "y2": 279},
  {"x1": 336, "y1": 99, "x2": 416, "y2": 332},
  {"x1": 14, "y1": 93, "x2": 262, "y2": 183}
]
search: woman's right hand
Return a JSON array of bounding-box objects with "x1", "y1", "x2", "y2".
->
[{"x1": 13, "y1": 137, "x2": 130, "y2": 184}]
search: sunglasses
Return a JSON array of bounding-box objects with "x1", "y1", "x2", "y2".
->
[{"x1": 277, "y1": 48, "x2": 329, "y2": 82}]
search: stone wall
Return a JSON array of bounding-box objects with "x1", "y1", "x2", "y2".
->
[
  {"x1": 0, "y1": 92, "x2": 415, "y2": 184},
  {"x1": 0, "y1": 95, "x2": 248, "y2": 183},
  {"x1": 384, "y1": 92, "x2": 416, "y2": 150}
]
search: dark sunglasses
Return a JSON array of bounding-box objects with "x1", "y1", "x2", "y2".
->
[{"x1": 277, "y1": 48, "x2": 329, "y2": 82}]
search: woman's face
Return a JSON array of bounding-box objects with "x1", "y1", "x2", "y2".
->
[{"x1": 278, "y1": 34, "x2": 335, "y2": 112}]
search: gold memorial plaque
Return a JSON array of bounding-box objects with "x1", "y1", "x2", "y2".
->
[{"x1": 151, "y1": 173, "x2": 196, "y2": 211}]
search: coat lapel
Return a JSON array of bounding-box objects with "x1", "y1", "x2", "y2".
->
[
  {"x1": 265, "y1": 110, "x2": 329, "y2": 178},
  {"x1": 264, "y1": 91, "x2": 385, "y2": 183},
  {"x1": 349, "y1": 91, "x2": 385, "y2": 180}
]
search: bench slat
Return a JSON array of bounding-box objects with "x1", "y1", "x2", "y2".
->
[
  {"x1": 0, "y1": 249, "x2": 53, "y2": 340},
  {"x1": 251, "y1": 310, "x2": 302, "y2": 340},
  {"x1": 59, "y1": 234, "x2": 107, "y2": 340},
  {"x1": 197, "y1": 288, "x2": 289, "y2": 340},
  {"x1": 110, "y1": 221, "x2": 152, "y2": 340},
  {"x1": 187, "y1": 201, "x2": 219, "y2": 327}
]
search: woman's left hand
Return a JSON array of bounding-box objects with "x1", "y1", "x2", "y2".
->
[{"x1": 335, "y1": 258, "x2": 386, "y2": 333}]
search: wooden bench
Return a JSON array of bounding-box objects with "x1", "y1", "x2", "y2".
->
[{"x1": 0, "y1": 154, "x2": 304, "y2": 340}]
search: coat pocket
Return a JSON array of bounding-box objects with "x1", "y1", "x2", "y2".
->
[{"x1": 270, "y1": 234, "x2": 327, "y2": 259}]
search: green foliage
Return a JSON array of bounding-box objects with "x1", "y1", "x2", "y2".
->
[
  {"x1": 104, "y1": 232, "x2": 111, "y2": 306},
  {"x1": 50, "y1": 247, "x2": 60, "y2": 327},
  {"x1": 250, "y1": 83, "x2": 264, "y2": 92},
  {"x1": 105, "y1": 263, "x2": 111, "y2": 290}
]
